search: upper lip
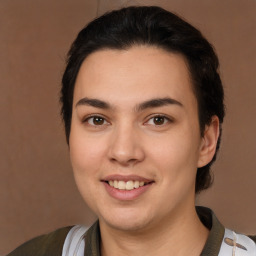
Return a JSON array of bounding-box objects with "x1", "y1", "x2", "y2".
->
[{"x1": 102, "y1": 174, "x2": 154, "y2": 183}]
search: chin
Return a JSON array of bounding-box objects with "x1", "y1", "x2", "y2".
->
[
  {"x1": 99, "y1": 207, "x2": 154, "y2": 232},
  {"x1": 104, "y1": 218, "x2": 150, "y2": 232}
]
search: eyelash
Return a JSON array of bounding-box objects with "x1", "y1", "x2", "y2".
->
[
  {"x1": 83, "y1": 115, "x2": 109, "y2": 126},
  {"x1": 145, "y1": 115, "x2": 173, "y2": 126},
  {"x1": 83, "y1": 114, "x2": 172, "y2": 128}
]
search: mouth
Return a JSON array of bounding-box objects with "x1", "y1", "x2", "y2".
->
[
  {"x1": 101, "y1": 175, "x2": 154, "y2": 200},
  {"x1": 104, "y1": 180, "x2": 153, "y2": 191}
]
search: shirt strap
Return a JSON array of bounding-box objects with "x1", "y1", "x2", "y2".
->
[
  {"x1": 62, "y1": 225, "x2": 88, "y2": 256},
  {"x1": 218, "y1": 228, "x2": 256, "y2": 256}
]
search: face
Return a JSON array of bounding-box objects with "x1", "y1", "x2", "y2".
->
[{"x1": 69, "y1": 46, "x2": 211, "y2": 232}]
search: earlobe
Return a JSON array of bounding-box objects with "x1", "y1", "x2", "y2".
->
[{"x1": 197, "y1": 116, "x2": 220, "y2": 168}]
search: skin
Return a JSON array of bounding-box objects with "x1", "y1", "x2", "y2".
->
[{"x1": 69, "y1": 46, "x2": 219, "y2": 255}]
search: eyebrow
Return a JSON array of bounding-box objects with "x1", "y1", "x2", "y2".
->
[
  {"x1": 135, "y1": 97, "x2": 183, "y2": 111},
  {"x1": 75, "y1": 97, "x2": 183, "y2": 111},
  {"x1": 76, "y1": 98, "x2": 111, "y2": 109}
]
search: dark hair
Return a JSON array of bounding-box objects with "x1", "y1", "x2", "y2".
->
[{"x1": 61, "y1": 6, "x2": 225, "y2": 193}]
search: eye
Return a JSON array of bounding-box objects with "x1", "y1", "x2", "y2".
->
[
  {"x1": 146, "y1": 115, "x2": 171, "y2": 126},
  {"x1": 84, "y1": 115, "x2": 109, "y2": 126}
]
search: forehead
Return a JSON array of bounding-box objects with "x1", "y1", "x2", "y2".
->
[{"x1": 73, "y1": 46, "x2": 196, "y2": 109}]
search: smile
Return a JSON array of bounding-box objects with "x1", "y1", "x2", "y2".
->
[
  {"x1": 102, "y1": 175, "x2": 154, "y2": 200},
  {"x1": 108, "y1": 180, "x2": 148, "y2": 190}
]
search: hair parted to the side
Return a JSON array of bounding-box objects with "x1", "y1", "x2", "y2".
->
[{"x1": 60, "y1": 6, "x2": 225, "y2": 193}]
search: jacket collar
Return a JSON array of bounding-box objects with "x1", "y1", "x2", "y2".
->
[{"x1": 84, "y1": 206, "x2": 225, "y2": 256}]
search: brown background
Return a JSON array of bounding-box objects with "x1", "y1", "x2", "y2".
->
[{"x1": 1, "y1": 0, "x2": 255, "y2": 255}]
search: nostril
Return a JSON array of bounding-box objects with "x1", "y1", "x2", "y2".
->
[{"x1": 109, "y1": 157, "x2": 140, "y2": 166}]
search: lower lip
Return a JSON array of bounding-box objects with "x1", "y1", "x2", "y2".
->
[{"x1": 103, "y1": 182, "x2": 153, "y2": 201}]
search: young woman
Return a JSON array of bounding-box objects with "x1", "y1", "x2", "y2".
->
[{"x1": 8, "y1": 6, "x2": 256, "y2": 256}]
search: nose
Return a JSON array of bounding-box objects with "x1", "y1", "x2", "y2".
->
[{"x1": 108, "y1": 124, "x2": 145, "y2": 166}]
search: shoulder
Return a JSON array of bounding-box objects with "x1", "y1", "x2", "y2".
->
[
  {"x1": 7, "y1": 226, "x2": 73, "y2": 256},
  {"x1": 218, "y1": 229, "x2": 256, "y2": 256}
]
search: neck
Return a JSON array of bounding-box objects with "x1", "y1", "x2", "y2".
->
[{"x1": 99, "y1": 205, "x2": 209, "y2": 256}]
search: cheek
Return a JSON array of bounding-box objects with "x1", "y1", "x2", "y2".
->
[
  {"x1": 147, "y1": 126, "x2": 201, "y2": 180},
  {"x1": 69, "y1": 128, "x2": 108, "y2": 178},
  {"x1": 69, "y1": 131, "x2": 108, "y2": 211},
  {"x1": 155, "y1": 130, "x2": 199, "y2": 159}
]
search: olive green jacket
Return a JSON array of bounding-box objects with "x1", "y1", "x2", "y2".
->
[{"x1": 7, "y1": 207, "x2": 256, "y2": 256}]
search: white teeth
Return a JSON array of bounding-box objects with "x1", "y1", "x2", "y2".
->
[
  {"x1": 108, "y1": 180, "x2": 147, "y2": 190},
  {"x1": 134, "y1": 181, "x2": 140, "y2": 188},
  {"x1": 113, "y1": 180, "x2": 118, "y2": 188},
  {"x1": 118, "y1": 181, "x2": 126, "y2": 190},
  {"x1": 126, "y1": 181, "x2": 134, "y2": 190}
]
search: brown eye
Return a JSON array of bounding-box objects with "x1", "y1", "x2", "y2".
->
[
  {"x1": 153, "y1": 116, "x2": 165, "y2": 125},
  {"x1": 92, "y1": 117, "x2": 104, "y2": 125},
  {"x1": 85, "y1": 116, "x2": 108, "y2": 126},
  {"x1": 146, "y1": 115, "x2": 170, "y2": 126}
]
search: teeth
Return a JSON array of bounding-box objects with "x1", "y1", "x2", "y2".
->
[
  {"x1": 113, "y1": 180, "x2": 118, "y2": 188},
  {"x1": 126, "y1": 181, "x2": 134, "y2": 190},
  {"x1": 134, "y1": 181, "x2": 140, "y2": 188},
  {"x1": 108, "y1": 180, "x2": 147, "y2": 190},
  {"x1": 118, "y1": 181, "x2": 126, "y2": 190}
]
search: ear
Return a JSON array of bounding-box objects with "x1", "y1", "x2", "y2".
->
[{"x1": 197, "y1": 116, "x2": 220, "y2": 168}]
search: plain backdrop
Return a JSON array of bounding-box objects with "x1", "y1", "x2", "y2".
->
[{"x1": 1, "y1": 0, "x2": 255, "y2": 254}]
